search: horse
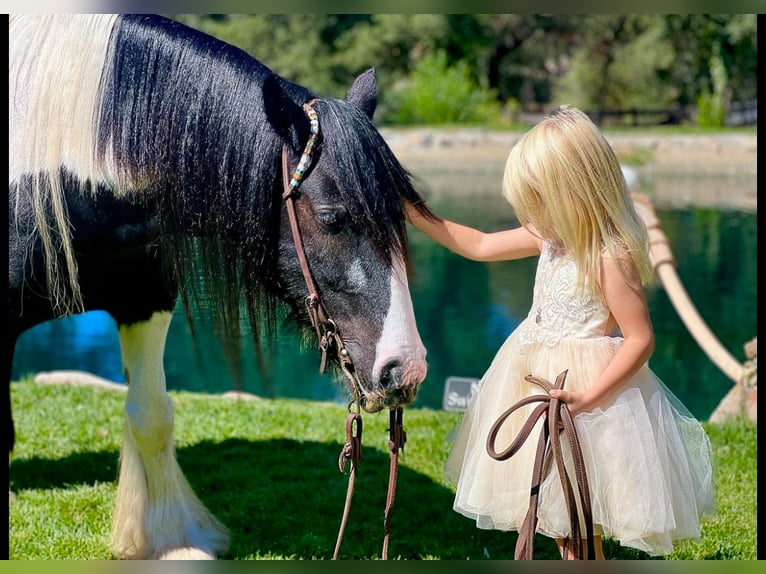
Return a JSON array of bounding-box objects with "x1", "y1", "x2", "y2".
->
[{"x1": 8, "y1": 14, "x2": 434, "y2": 559}]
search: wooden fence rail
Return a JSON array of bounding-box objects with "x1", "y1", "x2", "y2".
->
[
  {"x1": 586, "y1": 100, "x2": 757, "y2": 127},
  {"x1": 586, "y1": 108, "x2": 689, "y2": 127}
]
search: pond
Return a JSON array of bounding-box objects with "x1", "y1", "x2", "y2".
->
[{"x1": 11, "y1": 168, "x2": 757, "y2": 421}]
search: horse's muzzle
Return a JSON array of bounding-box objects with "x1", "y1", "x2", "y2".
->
[{"x1": 360, "y1": 360, "x2": 426, "y2": 412}]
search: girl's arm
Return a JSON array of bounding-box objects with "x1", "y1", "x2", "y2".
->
[
  {"x1": 551, "y1": 253, "x2": 655, "y2": 415},
  {"x1": 404, "y1": 200, "x2": 540, "y2": 262}
]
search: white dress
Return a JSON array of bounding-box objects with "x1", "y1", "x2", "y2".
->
[{"x1": 445, "y1": 240, "x2": 715, "y2": 556}]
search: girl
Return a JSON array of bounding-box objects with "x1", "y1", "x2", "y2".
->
[{"x1": 405, "y1": 106, "x2": 715, "y2": 559}]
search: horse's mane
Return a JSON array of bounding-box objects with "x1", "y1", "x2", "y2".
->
[
  {"x1": 10, "y1": 15, "x2": 120, "y2": 316},
  {"x1": 11, "y1": 14, "x2": 434, "y2": 384},
  {"x1": 95, "y1": 15, "x2": 312, "y2": 372}
]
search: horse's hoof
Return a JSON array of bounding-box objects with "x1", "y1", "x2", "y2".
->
[{"x1": 156, "y1": 547, "x2": 216, "y2": 560}]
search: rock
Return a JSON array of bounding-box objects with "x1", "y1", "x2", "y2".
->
[
  {"x1": 709, "y1": 336, "x2": 757, "y2": 423},
  {"x1": 743, "y1": 337, "x2": 757, "y2": 422},
  {"x1": 221, "y1": 390, "x2": 261, "y2": 401},
  {"x1": 33, "y1": 370, "x2": 126, "y2": 391},
  {"x1": 708, "y1": 383, "x2": 746, "y2": 424},
  {"x1": 744, "y1": 337, "x2": 757, "y2": 361},
  {"x1": 746, "y1": 387, "x2": 757, "y2": 423}
]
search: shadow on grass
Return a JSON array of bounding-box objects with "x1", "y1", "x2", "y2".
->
[{"x1": 9, "y1": 437, "x2": 651, "y2": 560}]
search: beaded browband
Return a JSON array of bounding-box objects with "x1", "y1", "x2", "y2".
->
[{"x1": 287, "y1": 101, "x2": 320, "y2": 192}]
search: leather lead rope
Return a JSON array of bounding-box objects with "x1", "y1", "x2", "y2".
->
[
  {"x1": 382, "y1": 407, "x2": 406, "y2": 559},
  {"x1": 333, "y1": 407, "x2": 406, "y2": 560},
  {"x1": 486, "y1": 370, "x2": 595, "y2": 560},
  {"x1": 333, "y1": 410, "x2": 363, "y2": 560}
]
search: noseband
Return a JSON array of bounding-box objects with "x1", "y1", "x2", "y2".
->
[{"x1": 280, "y1": 100, "x2": 406, "y2": 559}]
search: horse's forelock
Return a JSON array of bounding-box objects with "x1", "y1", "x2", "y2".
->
[{"x1": 316, "y1": 98, "x2": 417, "y2": 264}]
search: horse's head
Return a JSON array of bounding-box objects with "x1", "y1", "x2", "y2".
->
[{"x1": 276, "y1": 70, "x2": 429, "y2": 413}]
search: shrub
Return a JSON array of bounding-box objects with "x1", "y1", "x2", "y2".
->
[
  {"x1": 696, "y1": 49, "x2": 728, "y2": 128},
  {"x1": 696, "y1": 90, "x2": 726, "y2": 127},
  {"x1": 383, "y1": 50, "x2": 502, "y2": 125}
]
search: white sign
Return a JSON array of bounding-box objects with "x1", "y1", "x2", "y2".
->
[{"x1": 442, "y1": 376, "x2": 480, "y2": 411}]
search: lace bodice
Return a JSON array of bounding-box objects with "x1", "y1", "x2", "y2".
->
[{"x1": 516, "y1": 241, "x2": 611, "y2": 347}]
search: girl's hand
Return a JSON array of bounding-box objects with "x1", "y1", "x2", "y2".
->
[
  {"x1": 403, "y1": 199, "x2": 423, "y2": 225},
  {"x1": 549, "y1": 388, "x2": 593, "y2": 417}
]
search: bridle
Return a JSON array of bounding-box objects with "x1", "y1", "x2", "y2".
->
[
  {"x1": 280, "y1": 99, "x2": 406, "y2": 560},
  {"x1": 280, "y1": 101, "x2": 358, "y2": 392}
]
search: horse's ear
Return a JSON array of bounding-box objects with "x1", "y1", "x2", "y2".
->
[
  {"x1": 346, "y1": 68, "x2": 377, "y2": 119},
  {"x1": 262, "y1": 74, "x2": 303, "y2": 149}
]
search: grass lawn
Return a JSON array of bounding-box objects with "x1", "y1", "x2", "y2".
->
[{"x1": 8, "y1": 378, "x2": 757, "y2": 560}]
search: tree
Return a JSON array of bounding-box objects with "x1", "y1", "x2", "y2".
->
[
  {"x1": 169, "y1": 14, "x2": 757, "y2": 124},
  {"x1": 662, "y1": 14, "x2": 757, "y2": 107}
]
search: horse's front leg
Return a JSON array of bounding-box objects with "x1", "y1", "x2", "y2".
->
[{"x1": 112, "y1": 310, "x2": 228, "y2": 560}]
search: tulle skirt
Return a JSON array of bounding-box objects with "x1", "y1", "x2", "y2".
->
[{"x1": 444, "y1": 334, "x2": 716, "y2": 556}]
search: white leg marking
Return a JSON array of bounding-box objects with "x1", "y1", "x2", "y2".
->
[{"x1": 112, "y1": 311, "x2": 228, "y2": 560}]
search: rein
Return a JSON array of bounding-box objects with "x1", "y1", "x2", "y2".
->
[
  {"x1": 485, "y1": 370, "x2": 595, "y2": 560},
  {"x1": 280, "y1": 100, "x2": 406, "y2": 560}
]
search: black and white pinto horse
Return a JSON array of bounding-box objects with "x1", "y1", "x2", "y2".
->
[{"x1": 8, "y1": 14, "x2": 433, "y2": 559}]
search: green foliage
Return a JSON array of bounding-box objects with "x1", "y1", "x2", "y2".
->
[
  {"x1": 331, "y1": 14, "x2": 450, "y2": 82},
  {"x1": 384, "y1": 51, "x2": 502, "y2": 126},
  {"x1": 171, "y1": 14, "x2": 343, "y2": 97},
  {"x1": 8, "y1": 379, "x2": 757, "y2": 560},
  {"x1": 556, "y1": 16, "x2": 678, "y2": 112},
  {"x1": 696, "y1": 48, "x2": 729, "y2": 128},
  {"x1": 165, "y1": 14, "x2": 756, "y2": 127},
  {"x1": 696, "y1": 90, "x2": 726, "y2": 128}
]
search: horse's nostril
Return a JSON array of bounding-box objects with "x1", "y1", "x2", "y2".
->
[{"x1": 378, "y1": 359, "x2": 403, "y2": 389}]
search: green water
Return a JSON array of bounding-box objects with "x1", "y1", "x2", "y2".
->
[{"x1": 12, "y1": 175, "x2": 757, "y2": 421}]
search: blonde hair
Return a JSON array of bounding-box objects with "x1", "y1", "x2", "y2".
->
[{"x1": 503, "y1": 105, "x2": 653, "y2": 295}]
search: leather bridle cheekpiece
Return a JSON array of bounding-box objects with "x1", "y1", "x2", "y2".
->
[{"x1": 280, "y1": 100, "x2": 359, "y2": 402}]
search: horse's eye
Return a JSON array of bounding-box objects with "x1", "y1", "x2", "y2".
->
[{"x1": 315, "y1": 206, "x2": 349, "y2": 234}]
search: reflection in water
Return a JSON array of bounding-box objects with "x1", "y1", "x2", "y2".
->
[
  {"x1": 11, "y1": 173, "x2": 757, "y2": 420},
  {"x1": 12, "y1": 311, "x2": 124, "y2": 383}
]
